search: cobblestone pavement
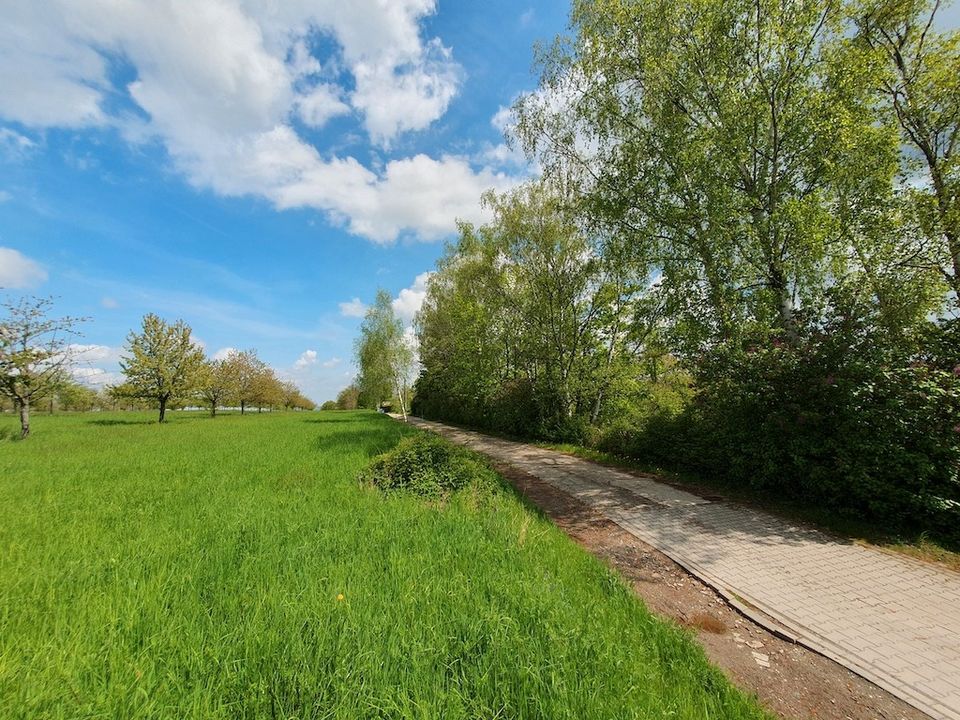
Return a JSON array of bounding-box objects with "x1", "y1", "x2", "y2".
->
[{"x1": 405, "y1": 417, "x2": 960, "y2": 720}]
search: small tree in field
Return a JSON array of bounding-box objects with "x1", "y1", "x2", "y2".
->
[
  {"x1": 197, "y1": 358, "x2": 235, "y2": 417},
  {"x1": 0, "y1": 296, "x2": 85, "y2": 438},
  {"x1": 222, "y1": 349, "x2": 266, "y2": 415},
  {"x1": 114, "y1": 313, "x2": 205, "y2": 423}
]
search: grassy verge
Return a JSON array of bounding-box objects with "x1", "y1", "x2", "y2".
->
[
  {"x1": 0, "y1": 410, "x2": 768, "y2": 719},
  {"x1": 542, "y1": 442, "x2": 960, "y2": 572}
]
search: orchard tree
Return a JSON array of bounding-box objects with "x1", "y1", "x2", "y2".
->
[
  {"x1": 0, "y1": 296, "x2": 85, "y2": 438},
  {"x1": 221, "y1": 349, "x2": 266, "y2": 415},
  {"x1": 355, "y1": 290, "x2": 414, "y2": 419},
  {"x1": 250, "y1": 366, "x2": 282, "y2": 412},
  {"x1": 197, "y1": 358, "x2": 234, "y2": 417},
  {"x1": 56, "y1": 379, "x2": 98, "y2": 412},
  {"x1": 114, "y1": 313, "x2": 205, "y2": 423}
]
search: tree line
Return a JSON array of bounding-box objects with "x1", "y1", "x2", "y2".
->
[
  {"x1": 1, "y1": 298, "x2": 315, "y2": 437},
  {"x1": 409, "y1": 0, "x2": 960, "y2": 539}
]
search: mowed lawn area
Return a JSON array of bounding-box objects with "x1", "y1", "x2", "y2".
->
[{"x1": 0, "y1": 411, "x2": 766, "y2": 719}]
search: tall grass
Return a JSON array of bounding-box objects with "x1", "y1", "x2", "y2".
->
[{"x1": 0, "y1": 411, "x2": 766, "y2": 719}]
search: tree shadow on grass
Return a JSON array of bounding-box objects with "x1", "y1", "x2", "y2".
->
[{"x1": 86, "y1": 418, "x2": 156, "y2": 426}]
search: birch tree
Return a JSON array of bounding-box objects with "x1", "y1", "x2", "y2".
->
[{"x1": 355, "y1": 290, "x2": 414, "y2": 419}]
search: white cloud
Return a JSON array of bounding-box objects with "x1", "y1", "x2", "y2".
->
[
  {"x1": 295, "y1": 84, "x2": 350, "y2": 128},
  {"x1": 519, "y1": 9, "x2": 535, "y2": 27},
  {"x1": 322, "y1": 356, "x2": 341, "y2": 367},
  {"x1": 339, "y1": 297, "x2": 367, "y2": 317},
  {"x1": 72, "y1": 366, "x2": 124, "y2": 387},
  {"x1": 0, "y1": 247, "x2": 47, "y2": 289},
  {"x1": 100, "y1": 296, "x2": 118, "y2": 309},
  {"x1": 68, "y1": 344, "x2": 117, "y2": 363},
  {"x1": 393, "y1": 271, "x2": 433, "y2": 322},
  {"x1": 212, "y1": 346, "x2": 238, "y2": 361},
  {"x1": 0, "y1": 1, "x2": 515, "y2": 243},
  {"x1": 294, "y1": 349, "x2": 318, "y2": 368},
  {"x1": 0, "y1": 190, "x2": 9, "y2": 203},
  {"x1": 351, "y1": 38, "x2": 461, "y2": 146},
  {"x1": 68, "y1": 344, "x2": 124, "y2": 388}
]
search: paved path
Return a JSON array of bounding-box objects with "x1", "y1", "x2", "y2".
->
[{"x1": 405, "y1": 416, "x2": 960, "y2": 720}]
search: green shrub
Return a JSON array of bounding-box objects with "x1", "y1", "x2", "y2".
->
[
  {"x1": 616, "y1": 312, "x2": 960, "y2": 541},
  {"x1": 360, "y1": 433, "x2": 499, "y2": 498}
]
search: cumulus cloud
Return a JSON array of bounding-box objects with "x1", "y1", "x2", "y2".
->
[
  {"x1": 68, "y1": 344, "x2": 124, "y2": 388},
  {"x1": 0, "y1": 247, "x2": 47, "y2": 289},
  {"x1": 72, "y1": 366, "x2": 124, "y2": 387},
  {"x1": 294, "y1": 349, "x2": 318, "y2": 368},
  {"x1": 0, "y1": 1, "x2": 516, "y2": 243},
  {"x1": 322, "y1": 356, "x2": 341, "y2": 367},
  {"x1": 393, "y1": 271, "x2": 433, "y2": 322},
  {"x1": 68, "y1": 344, "x2": 118, "y2": 363},
  {"x1": 339, "y1": 297, "x2": 367, "y2": 317},
  {"x1": 295, "y1": 84, "x2": 350, "y2": 128}
]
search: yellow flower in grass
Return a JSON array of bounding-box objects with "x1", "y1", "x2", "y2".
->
[{"x1": 336, "y1": 593, "x2": 345, "y2": 602}]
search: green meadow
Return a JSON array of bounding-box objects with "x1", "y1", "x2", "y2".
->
[{"x1": 0, "y1": 411, "x2": 766, "y2": 719}]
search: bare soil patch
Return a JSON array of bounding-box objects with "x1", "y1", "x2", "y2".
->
[{"x1": 495, "y1": 461, "x2": 930, "y2": 720}]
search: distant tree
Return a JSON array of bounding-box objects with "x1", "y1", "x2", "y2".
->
[
  {"x1": 113, "y1": 313, "x2": 205, "y2": 423},
  {"x1": 336, "y1": 383, "x2": 361, "y2": 410},
  {"x1": 221, "y1": 349, "x2": 266, "y2": 415},
  {"x1": 196, "y1": 358, "x2": 234, "y2": 417},
  {"x1": 0, "y1": 296, "x2": 85, "y2": 438},
  {"x1": 279, "y1": 380, "x2": 299, "y2": 410},
  {"x1": 250, "y1": 366, "x2": 282, "y2": 412},
  {"x1": 320, "y1": 400, "x2": 337, "y2": 411},
  {"x1": 355, "y1": 290, "x2": 414, "y2": 419},
  {"x1": 56, "y1": 379, "x2": 98, "y2": 412}
]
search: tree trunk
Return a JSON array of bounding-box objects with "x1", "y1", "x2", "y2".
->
[
  {"x1": 210, "y1": 404, "x2": 217, "y2": 418},
  {"x1": 241, "y1": 400, "x2": 246, "y2": 415},
  {"x1": 19, "y1": 398, "x2": 30, "y2": 439},
  {"x1": 930, "y1": 170, "x2": 960, "y2": 301},
  {"x1": 159, "y1": 396, "x2": 167, "y2": 423},
  {"x1": 394, "y1": 379, "x2": 408, "y2": 421}
]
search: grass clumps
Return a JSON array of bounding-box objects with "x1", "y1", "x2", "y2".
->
[{"x1": 361, "y1": 432, "x2": 497, "y2": 498}]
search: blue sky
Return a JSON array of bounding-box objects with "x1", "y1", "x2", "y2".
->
[{"x1": 0, "y1": 1, "x2": 568, "y2": 402}]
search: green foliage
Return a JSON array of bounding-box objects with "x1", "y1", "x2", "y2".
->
[
  {"x1": 355, "y1": 290, "x2": 414, "y2": 416},
  {"x1": 0, "y1": 296, "x2": 86, "y2": 437},
  {"x1": 320, "y1": 400, "x2": 338, "y2": 411},
  {"x1": 414, "y1": 183, "x2": 650, "y2": 442},
  {"x1": 335, "y1": 383, "x2": 361, "y2": 410},
  {"x1": 360, "y1": 433, "x2": 499, "y2": 498},
  {"x1": 412, "y1": 0, "x2": 959, "y2": 542},
  {"x1": 0, "y1": 411, "x2": 767, "y2": 719},
  {"x1": 617, "y1": 310, "x2": 960, "y2": 540},
  {"x1": 114, "y1": 313, "x2": 205, "y2": 422}
]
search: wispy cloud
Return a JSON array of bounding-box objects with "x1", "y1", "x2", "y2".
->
[{"x1": 0, "y1": 247, "x2": 47, "y2": 289}]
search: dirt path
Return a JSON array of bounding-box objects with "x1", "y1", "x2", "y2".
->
[{"x1": 404, "y1": 416, "x2": 960, "y2": 720}]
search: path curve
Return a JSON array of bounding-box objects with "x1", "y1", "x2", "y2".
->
[{"x1": 404, "y1": 416, "x2": 960, "y2": 720}]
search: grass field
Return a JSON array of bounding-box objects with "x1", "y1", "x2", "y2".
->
[{"x1": 0, "y1": 411, "x2": 767, "y2": 719}]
